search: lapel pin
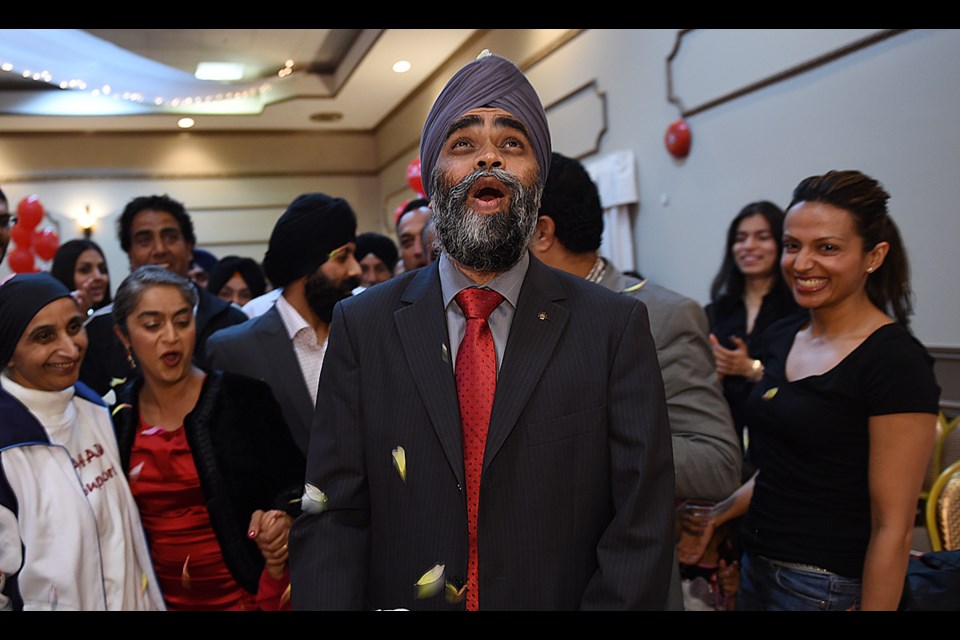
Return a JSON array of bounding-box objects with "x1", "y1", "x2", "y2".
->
[{"x1": 538, "y1": 311, "x2": 548, "y2": 321}]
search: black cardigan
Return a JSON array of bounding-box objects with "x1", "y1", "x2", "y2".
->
[{"x1": 112, "y1": 369, "x2": 305, "y2": 594}]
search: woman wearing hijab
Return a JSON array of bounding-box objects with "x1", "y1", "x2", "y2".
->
[
  {"x1": 50, "y1": 238, "x2": 112, "y2": 317},
  {"x1": 0, "y1": 272, "x2": 164, "y2": 611},
  {"x1": 109, "y1": 265, "x2": 304, "y2": 610}
]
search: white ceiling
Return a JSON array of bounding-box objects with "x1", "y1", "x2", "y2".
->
[{"x1": 0, "y1": 29, "x2": 480, "y2": 133}]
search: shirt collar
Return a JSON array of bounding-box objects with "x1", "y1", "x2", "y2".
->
[
  {"x1": 439, "y1": 250, "x2": 529, "y2": 311},
  {"x1": 275, "y1": 293, "x2": 313, "y2": 341}
]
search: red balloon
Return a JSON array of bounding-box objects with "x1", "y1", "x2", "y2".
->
[
  {"x1": 7, "y1": 246, "x2": 37, "y2": 273},
  {"x1": 16, "y1": 195, "x2": 44, "y2": 229},
  {"x1": 405, "y1": 158, "x2": 424, "y2": 197},
  {"x1": 665, "y1": 119, "x2": 692, "y2": 159},
  {"x1": 11, "y1": 223, "x2": 33, "y2": 248},
  {"x1": 33, "y1": 226, "x2": 60, "y2": 261}
]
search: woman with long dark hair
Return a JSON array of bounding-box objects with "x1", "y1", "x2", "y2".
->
[
  {"x1": 50, "y1": 239, "x2": 112, "y2": 317},
  {"x1": 706, "y1": 201, "x2": 805, "y2": 474}
]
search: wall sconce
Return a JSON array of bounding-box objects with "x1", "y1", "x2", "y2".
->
[{"x1": 78, "y1": 204, "x2": 95, "y2": 238}]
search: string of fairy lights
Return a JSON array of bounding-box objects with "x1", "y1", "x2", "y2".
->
[{"x1": 0, "y1": 56, "x2": 298, "y2": 111}]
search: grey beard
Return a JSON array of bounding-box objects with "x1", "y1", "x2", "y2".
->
[{"x1": 430, "y1": 167, "x2": 541, "y2": 273}]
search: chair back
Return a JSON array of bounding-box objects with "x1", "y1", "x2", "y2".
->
[
  {"x1": 937, "y1": 413, "x2": 960, "y2": 472},
  {"x1": 927, "y1": 459, "x2": 960, "y2": 552},
  {"x1": 921, "y1": 413, "x2": 950, "y2": 498}
]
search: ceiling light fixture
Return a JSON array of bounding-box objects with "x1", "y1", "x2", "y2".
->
[
  {"x1": 392, "y1": 60, "x2": 411, "y2": 73},
  {"x1": 178, "y1": 117, "x2": 196, "y2": 129},
  {"x1": 195, "y1": 62, "x2": 245, "y2": 81},
  {"x1": 278, "y1": 59, "x2": 295, "y2": 79}
]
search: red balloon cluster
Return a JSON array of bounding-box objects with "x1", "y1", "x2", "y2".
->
[
  {"x1": 7, "y1": 195, "x2": 59, "y2": 274},
  {"x1": 406, "y1": 157, "x2": 425, "y2": 198}
]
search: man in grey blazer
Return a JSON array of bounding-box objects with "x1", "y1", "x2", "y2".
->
[
  {"x1": 531, "y1": 152, "x2": 742, "y2": 503},
  {"x1": 531, "y1": 153, "x2": 742, "y2": 610},
  {"x1": 289, "y1": 52, "x2": 676, "y2": 611},
  {"x1": 205, "y1": 193, "x2": 361, "y2": 454}
]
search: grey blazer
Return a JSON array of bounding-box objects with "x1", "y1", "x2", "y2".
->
[
  {"x1": 289, "y1": 255, "x2": 677, "y2": 610},
  {"x1": 205, "y1": 305, "x2": 314, "y2": 454},
  {"x1": 599, "y1": 262, "x2": 741, "y2": 501}
]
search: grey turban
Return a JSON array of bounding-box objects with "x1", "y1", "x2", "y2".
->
[
  {"x1": 262, "y1": 193, "x2": 357, "y2": 288},
  {"x1": 419, "y1": 53, "x2": 552, "y2": 199},
  {"x1": 0, "y1": 272, "x2": 74, "y2": 366}
]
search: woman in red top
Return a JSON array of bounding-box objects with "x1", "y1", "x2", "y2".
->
[{"x1": 110, "y1": 265, "x2": 304, "y2": 610}]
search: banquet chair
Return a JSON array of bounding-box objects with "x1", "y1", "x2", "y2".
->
[
  {"x1": 926, "y1": 459, "x2": 960, "y2": 552},
  {"x1": 919, "y1": 413, "x2": 950, "y2": 502},
  {"x1": 936, "y1": 412, "x2": 960, "y2": 473}
]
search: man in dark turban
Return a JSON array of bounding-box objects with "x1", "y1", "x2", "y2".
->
[
  {"x1": 206, "y1": 192, "x2": 360, "y2": 454},
  {"x1": 354, "y1": 232, "x2": 398, "y2": 288},
  {"x1": 291, "y1": 52, "x2": 676, "y2": 611}
]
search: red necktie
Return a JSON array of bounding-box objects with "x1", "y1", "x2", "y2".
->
[{"x1": 454, "y1": 287, "x2": 504, "y2": 611}]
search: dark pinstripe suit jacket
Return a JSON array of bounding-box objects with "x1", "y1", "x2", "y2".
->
[{"x1": 289, "y1": 254, "x2": 676, "y2": 610}]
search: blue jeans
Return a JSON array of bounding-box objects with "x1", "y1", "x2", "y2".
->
[{"x1": 739, "y1": 551, "x2": 862, "y2": 611}]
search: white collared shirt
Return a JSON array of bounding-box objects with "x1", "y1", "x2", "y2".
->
[{"x1": 275, "y1": 294, "x2": 327, "y2": 407}]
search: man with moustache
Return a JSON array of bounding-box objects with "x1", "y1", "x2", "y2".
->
[
  {"x1": 205, "y1": 193, "x2": 361, "y2": 454},
  {"x1": 80, "y1": 194, "x2": 247, "y2": 398},
  {"x1": 395, "y1": 197, "x2": 432, "y2": 273},
  {"x1": 289, "y1": 52, "x2": 676, "y2": 611}
]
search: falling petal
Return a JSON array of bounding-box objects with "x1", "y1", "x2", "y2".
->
[
  {"x1": 301, "y1": 483, "x2": 329, "y2": 514},
  {"x1": 280, "y1": 583, "x2": 292, "y2": 608},
  {"x1": 392, "y1": 446, "x2": 407, "y2": 483},
  {"x1": 111, "y1": 402, "x2": 132, "y2": 417},
  {"x1": 129, "y1": 461, "x2": 145, "y2": 482},
  {"x1": 109, "y1": 377, "x2": 127, "y2": 389},
  {"x1": 445, "y1": 582, "x2": 467, "y2": 604},
  {"x1": 762, "y1": 387, "x2": 779, "y2": 401},
  {"x1": 415, "y1": 563, "x2": 445, "y2": 599},
  {"x1": 181, "y1": 555, "x2": 192, "y2": 590}
]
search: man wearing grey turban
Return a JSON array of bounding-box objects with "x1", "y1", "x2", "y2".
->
[{"x1": 291, "y1": 52, "x2": 676, "y2": 611}]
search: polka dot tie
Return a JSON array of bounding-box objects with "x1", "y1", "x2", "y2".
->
[{"x1": 454, "y1": 287, "x2": 504, "y2": 611}]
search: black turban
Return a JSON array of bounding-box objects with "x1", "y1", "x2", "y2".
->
[
  {"x1": 262, "y1": 193, "x2": 357, "y2": 288},
  {"x1": 354, "y1": 232, "x2": 398, "y2": 272},
  {"x1": 0, "y1": 272, "x2": 74, "y2": 367},
  {"x1": 419, "y1": 52, "x2": 552, "y2": 200},
  {"x1": 207, "y1": 256, "x2": 267, "y2": 300},
  {"x1": 191, "y1": 248, "x2": 218, "y2": 272}
]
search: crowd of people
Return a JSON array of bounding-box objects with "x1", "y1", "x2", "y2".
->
[{"x1": 0, "y1": 52, "x2": 942, "y2": 612}]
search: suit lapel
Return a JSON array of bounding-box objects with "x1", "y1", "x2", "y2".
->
[
  {"x1": 395, "y1": 264, "x2": 465, "y2": 486},
  {"x1": 256, "y1": 308, "x2": 315, "y2": 433},
  {"x1": 485, "y1": 257, "x2": 569, "y2": 469}
]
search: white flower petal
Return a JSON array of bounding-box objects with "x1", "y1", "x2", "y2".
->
[{"x1": 301, "y1": 483, "x2": 329, "y2": 514}]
